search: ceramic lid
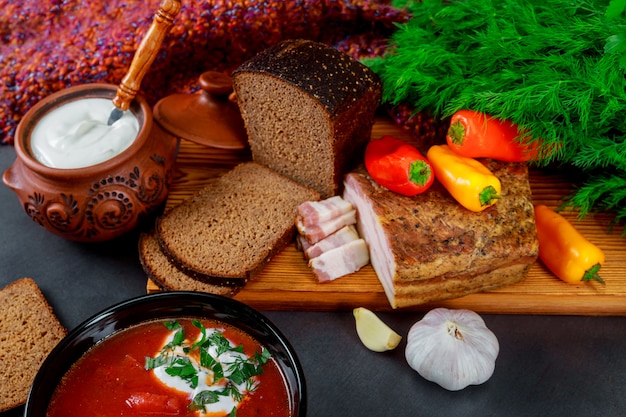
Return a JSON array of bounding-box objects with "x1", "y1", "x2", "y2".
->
[{"x1": 153, "y1": 71, "x2": 249, "y2": 149}]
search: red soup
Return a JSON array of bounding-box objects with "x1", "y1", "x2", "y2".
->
[{"x1": 47, "y1": 318, "x2": 292, "y2": 417}]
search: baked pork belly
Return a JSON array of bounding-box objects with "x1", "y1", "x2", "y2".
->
[{"x1": 343, "y1": 162, "x2": 538, "y2": 309}]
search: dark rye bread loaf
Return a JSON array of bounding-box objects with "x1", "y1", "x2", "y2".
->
[
  {"x1": 344, "y1": 161, "x2": 539, "y2": 309},
  {"x1": 156, "y1": 162, "x2": 320, "y2": 284},
  {"x1": 139, "y1": 232, "x2": 242, "y2": 296},
  {"x1": 0, "y1": 278, "x2": 67, "y2": 412},
  {"x1": 232, "y1": 39, "x2": 381, "y2": 199}
]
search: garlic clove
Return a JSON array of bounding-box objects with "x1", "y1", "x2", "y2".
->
[
  {"x1": 405, "y1": 308, "x2": 499, "y2": 391},
  {"x1": 353, "y1": 307, "x2": 402, "y2": 352}
]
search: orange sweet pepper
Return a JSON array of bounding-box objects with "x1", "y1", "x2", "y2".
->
[{"x1": 534, "y1": 204, "x2": 605, "y2": 284}]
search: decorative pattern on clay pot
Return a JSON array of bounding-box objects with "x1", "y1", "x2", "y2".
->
[{"x1": 23, "y1": 157, "x2": 170, "y2": 241}]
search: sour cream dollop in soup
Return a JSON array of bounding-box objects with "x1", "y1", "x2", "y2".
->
[{"x1": 30, "y1": 98, "x2": 139, "y2": 169}]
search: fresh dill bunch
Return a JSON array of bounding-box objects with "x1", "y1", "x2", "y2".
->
[
  {"x1": 367, "y1": 0, "x2": 626, "y2": 224},
  {"x1": 564, "y1": 171, "x2": 626, "y2": 225}
]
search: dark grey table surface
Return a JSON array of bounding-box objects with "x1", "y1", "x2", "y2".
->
[{"x1": 1, "y1": 145, "x2": 625, "y2": 417}]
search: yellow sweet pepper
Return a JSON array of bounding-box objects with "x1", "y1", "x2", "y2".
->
[
  {"x1": 426, "y1": 144, "x2": 501, "y2": 212},
  {"x1": 534, "y1": 204, "x2": 605, "y2": 284}
]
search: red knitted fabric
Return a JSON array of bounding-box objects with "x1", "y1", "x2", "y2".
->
[{"x1": 0, "y1": 0, "x2": 408, "y2": 145}]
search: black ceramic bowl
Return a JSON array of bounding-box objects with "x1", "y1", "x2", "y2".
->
[{"x1": 24, "y1": 292, "x2": 306, "y2": 416}]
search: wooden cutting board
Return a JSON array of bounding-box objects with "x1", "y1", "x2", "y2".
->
[{"x1": 147, "y1": 117, "x2": 626, "y2": 315}]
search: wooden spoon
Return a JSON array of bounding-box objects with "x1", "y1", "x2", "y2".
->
[{"x1": 107, "y1": 0, "x2": 181, "y2": 125}]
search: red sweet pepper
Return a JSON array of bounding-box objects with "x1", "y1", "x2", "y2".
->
[
  {"x1": 446, "y1": 110, "x2": 540, "y2": 162},
  {"x1": 364, "y1": 135, "x2": 434, "y2": 196}
]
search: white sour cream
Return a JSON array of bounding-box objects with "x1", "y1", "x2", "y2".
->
[
  {"x1": 152, "y1": 328, "x2": 258, "y2": 416},
  {"x1": 30, "y1": 98, "x2": 139, "y2": 169}
]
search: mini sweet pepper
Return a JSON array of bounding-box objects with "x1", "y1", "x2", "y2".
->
[
  {"x1": 364, "y1": 135, "x2": 434, "y2": 196},
  {"x1": 534, "y1": 204, "x2": 605, "y2": 284},
  {"x1": 446, "y1": 110, "x2": 540, "y2": 162},
  {"x1": 426, "y1": 144, "x2": 501, "y2": 212}
]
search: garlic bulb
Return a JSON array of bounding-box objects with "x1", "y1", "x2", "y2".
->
[{"x1": 405, "y1": 308, "x2": 499, "y2": 391}]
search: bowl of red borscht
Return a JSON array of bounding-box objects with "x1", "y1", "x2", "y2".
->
[{"x1": 25, "y1": 292, "x2": 306, "y2": 417}]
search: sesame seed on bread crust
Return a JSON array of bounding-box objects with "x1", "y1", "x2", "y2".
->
[{"x1": 0, "y1": 278, "x2": 67, "y2": 412}]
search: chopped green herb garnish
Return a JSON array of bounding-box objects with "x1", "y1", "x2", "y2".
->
[
  {"x1": 191, "y1": 389, "x2": 223, "y2": 407},
  {"x1": 209, "y1": 330, "x2": 236, "y2": 356},
  {"x1": 144, "y1": 355, "x2": 166, "y2": 370},
  {"x1": 144, "y1": 320, "x2": 271, "y2": 413},
  {"x1": 191, "y1": 320, "x2": 207, "y2": 350},
  {"x1": 165, "y1": 357, "x2": 199, "y2": 388},
  {"x1": 164, "y1": 321, "x2": 181, "y2": 331}
]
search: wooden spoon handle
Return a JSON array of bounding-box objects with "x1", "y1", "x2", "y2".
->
[{"x1": 112, "y1": 0, "x2": 181, "y2": 111}]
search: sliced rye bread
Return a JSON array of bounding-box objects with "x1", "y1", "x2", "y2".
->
[
  {"x1": 156, "y1": 162, "x2": 320, "y2": 284},
  {"x1": 0, "y1": 278, "x2": 67, "y2": 412},
  {"x1": 139, "y1": 231, "x2": 242, "y2": 296},
  {"x1": 232, "y1": 39, "x2": 381, "y2": 199}
]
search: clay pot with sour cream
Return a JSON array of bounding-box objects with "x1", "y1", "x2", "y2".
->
[{"x1": 2, "y1": 83, "x2": 179, "y2": 242}]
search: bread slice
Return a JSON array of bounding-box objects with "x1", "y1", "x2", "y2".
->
[
  {"x1": 156, "y1": 162, "x2": 320, "y2": 284},
  {"x1": 232, "y1": 39, "x2": 381, "y2": 199},
  {"x1": 139, "y1": 232, "x2": 242, "y2": 296},
  {"x1": 0, "y1": 278, "x2": 67, "y2": 412}
]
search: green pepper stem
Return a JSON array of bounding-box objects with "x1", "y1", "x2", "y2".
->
[
  {"x1": 408, "y1": 160, "x2": 433, "y2": 187},
  {"x1": 582, "y1": 263, "x2": 605, "y2": 285},
  {"x1": 447, "y1": 120, "x2": 466, "y2": 146},
  {"x1": 479, "y1": 185, "x2": 501, "y2": 206}
]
